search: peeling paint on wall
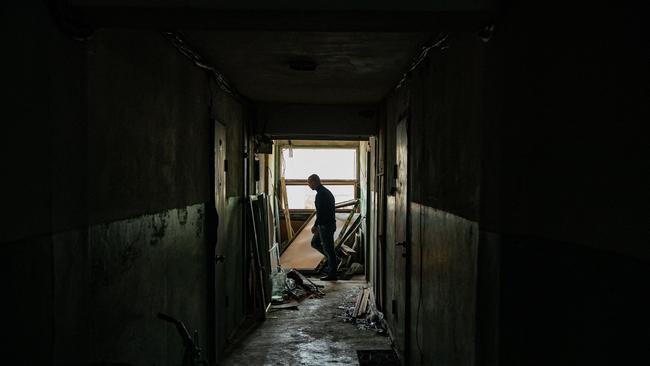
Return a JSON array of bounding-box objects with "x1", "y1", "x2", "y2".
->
[{"x1": 149, "y1": 211, "x2": 169, "y2": 246}]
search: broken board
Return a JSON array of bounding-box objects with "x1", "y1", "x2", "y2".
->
[{"x1": 280, "y1": 212, "x2": 354, "y2": 271}]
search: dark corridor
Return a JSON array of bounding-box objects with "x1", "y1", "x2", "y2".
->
[{"x1": 1, "y1": 1, "x2": 648, "y2": 365}]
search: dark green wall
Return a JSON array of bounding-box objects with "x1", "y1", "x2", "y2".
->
[
  {"x1": 479, "y1": 2, "x2": 648, "y2": 365},
  {"x1": 379, "y1": 1, "x2": 648, "y2": 365},
  {"x1": 481, "y1": 1, "x2": 648, "y2": 258},
  {"x1": 1, "y1": 2, "x2": 248, "y2": 365}
]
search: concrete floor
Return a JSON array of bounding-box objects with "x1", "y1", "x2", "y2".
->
[{"x1": 220, "y1": 278, "x2": 394, "y2": 366}]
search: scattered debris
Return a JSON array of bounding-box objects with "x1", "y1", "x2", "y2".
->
[
  {"x1": 270, "y1": 270, "x2": 287, "y2": 302},
  {"x1": 343, "y1": 262, "x2": 364, "y2": 280},
  {"x1": 266, "y1": 268, "x2": 326, "y2": 312},
  {"x1": 340, "y1": 286, "x2": 387, "y2": 335},
  {"x1": 286, "y1": 269, "x2": 325, "y2": 298},
  {"x1": 252, "y1": 191, "x2": 366, "y2": 317},
  {"x1": 269, "y1": 300, "x2": 299, "y2": 311},
  {"x1": 353, "y1": 287, "x2": 371, "y2": 318}
]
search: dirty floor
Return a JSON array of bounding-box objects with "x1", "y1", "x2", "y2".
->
[{"x1": 220, "y1": 279, "x2": 394, "y2": 366}]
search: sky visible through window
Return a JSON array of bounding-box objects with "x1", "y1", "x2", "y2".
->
[
  {"x1": 282, "y1": 148, "x2": 357, "y2": 209},
  {"x1": 282, "y1": 148, "x2": 356, "y2": 180}
]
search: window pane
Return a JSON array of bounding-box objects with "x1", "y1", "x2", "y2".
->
[
  {"x1": 282, "y1": 148, "x2": 356, "y2": 180},
  {"x1": 286, "y1": 185, "x2": 356, "y2": 209}
]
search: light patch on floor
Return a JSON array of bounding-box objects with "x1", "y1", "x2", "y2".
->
[{"x1": 220, "y1": 279, "x2": 393, "y2": 365}]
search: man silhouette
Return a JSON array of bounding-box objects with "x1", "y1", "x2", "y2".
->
[{"x1": 307, "y1": 174, "x2": 338, "y2": 281}]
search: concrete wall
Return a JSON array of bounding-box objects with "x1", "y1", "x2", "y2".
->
[
  {"x1": 1, "y1": 2, "x2": 247, "y2": 365},
  {"x1": 379, "y1": 1, "x2": 648, "y2": 365}
]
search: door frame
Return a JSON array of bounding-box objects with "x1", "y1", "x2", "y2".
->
[
  {"x1": 384, "y1": 115, "x2": 411, "y2": 363},
  {"x1": 212, "y1": 120, "x2": 228, "y2": 361},
  {"x1": 396, "y1": 116, "x2": 412, "y2": 365}
]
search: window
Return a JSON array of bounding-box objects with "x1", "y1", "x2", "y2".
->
[{"x1": 281, "y1": 147, "x2": 357, "y2": 209}]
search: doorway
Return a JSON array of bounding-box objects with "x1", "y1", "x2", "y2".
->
[{"x1": 267, "y1": 140, "x2": 367, "y2": 280}]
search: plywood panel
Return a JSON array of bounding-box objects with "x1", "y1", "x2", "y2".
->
[{"x1": 280, "y1": 213, "x2": 350, "y2": 270}]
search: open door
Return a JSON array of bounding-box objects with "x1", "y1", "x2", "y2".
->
[{"x1": 386, "y1": 117, "x2": 410, "y2": 361}]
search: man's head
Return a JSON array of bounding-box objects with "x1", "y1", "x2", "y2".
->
[{"x1": 307, "y1": 174, "x2": 321, "y2": 190}]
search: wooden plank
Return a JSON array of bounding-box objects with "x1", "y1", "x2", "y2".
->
[
  {"x1": 328, "y1": 215, "x2": 362, "y2": 271},
  {"x1": 335, "y1": 199, "x2": 359, "y2": 209},
  {"x1": 335, "y1": 200, "x2": 360, "y2": 244},
  {"x1": 364, "y1": 288, "x2": 370, "y2": 314},
  {"x1": 280, "y1": 177, "x2": 294, "y2": 240},
  {"x1": 279, "y1": 213, "x2": 350, "y2": 270},
  {"x1": 282, "y1": 211, "x2": 315, "y2": 249},
  {"x1": 340, "y1": 243, "x2": 356, "y2": 255},
  {"x1": 353, "y1": 290, "x2": 364, "y2": 318},
  {"x1": 270, "y1": 300, "x2": 300, "y2": 310},
  {"x1": 248, "y1": 196, "x2": 268, "y2": 317},
  {"x1": 273, "y1": 195, "x2": 281, "y2": 246},
  {"x1": 359, "y1": 288, "x2": 370, "y2": 317}
]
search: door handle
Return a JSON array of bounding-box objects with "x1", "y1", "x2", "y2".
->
[{"x1": 215, "y1": 255, "x2": 225, "y2": 263}]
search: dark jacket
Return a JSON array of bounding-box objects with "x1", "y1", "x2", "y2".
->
[{"x1": 314, "y1": 184, "x2": 336, "y2": 228}]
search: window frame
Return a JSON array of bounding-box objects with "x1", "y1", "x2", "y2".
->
[{"x1": 276, "y1": 144, "x2": 360, "y2": 213}]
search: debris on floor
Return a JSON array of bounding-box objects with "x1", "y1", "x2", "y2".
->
[
  {"x1": 219, "y1": 280, "x2": 393, "y2": 366},
  {"x1": 339, "y1": 286, "x2": 388, "y2": 335},
  {"x1": 342, "y1": 262, "x2": 365, "y2": 280},
  {"x1": 287, "y1": 269, "x2": 324, "y2": 297},
  {"x1": 269, "y1": 300, "x2": 299, "y2": 311},
  {"x1": 268, "y1": 268, "x2": 325, "y2": 311}
]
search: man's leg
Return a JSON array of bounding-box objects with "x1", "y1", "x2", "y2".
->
[
  {"x1": 311, "y1": 231, "x2": 324, "y2": 254},
  {"x1": 319, "y1": 225, "x2": 338, "y2": 279}
]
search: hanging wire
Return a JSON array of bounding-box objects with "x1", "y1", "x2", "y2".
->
[
  {"x1": 161, "y1": 31, "x2": 243, "y2": 101},
  {"x1": 396, "y1": 33, "x2": 449, "y2": 90}
]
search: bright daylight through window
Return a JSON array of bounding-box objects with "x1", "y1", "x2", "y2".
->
[{"x1": 281, "y1": 148, "x2": 357, "y2": 209}]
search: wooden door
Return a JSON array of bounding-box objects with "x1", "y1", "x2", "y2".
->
[
  {"x1": 213, "y1": 121, "x2": 227, "y2": 358},
  {"x1": 387, "y1": 117, "x2": 410, "y2": 360}
]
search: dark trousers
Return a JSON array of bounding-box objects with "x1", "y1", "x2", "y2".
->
[{"x1": 311, "y1": 225, "x2": 338, "y2": 276}]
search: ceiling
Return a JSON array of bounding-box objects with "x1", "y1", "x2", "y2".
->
[
  {"x1": 71, "y1": 0, "x2": 489, "y2": 12},
  {"x1": 69, "y1": 1, "x2": 493, "y2": 105},
  {"x1": 183, "y1": 31, "x2": 431, "y2": 104}
]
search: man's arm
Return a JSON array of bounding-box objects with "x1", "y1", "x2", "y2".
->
[{"x1": 312, "y1": 190, "x2": 321, "y2": 233}]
